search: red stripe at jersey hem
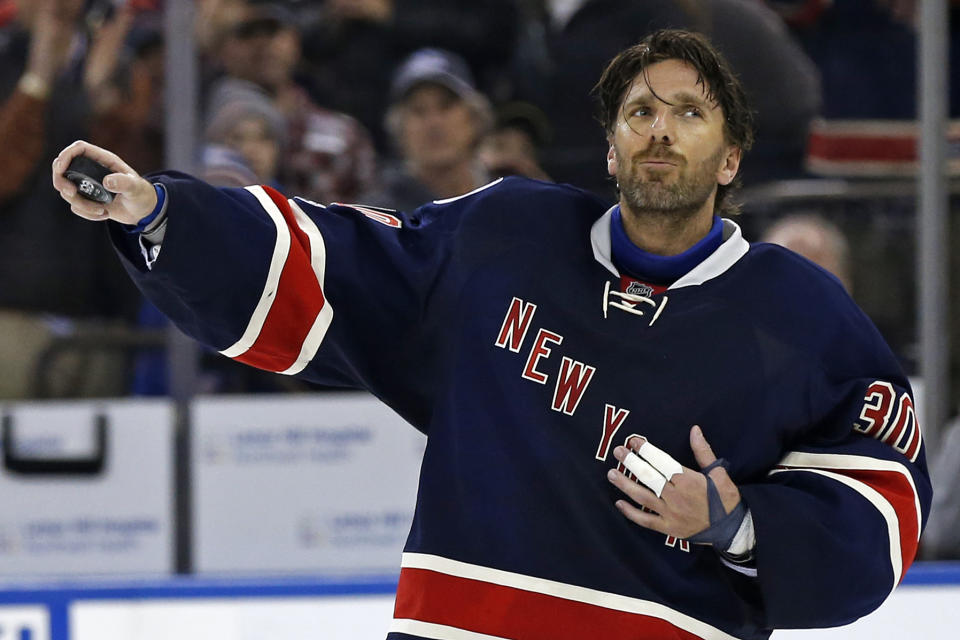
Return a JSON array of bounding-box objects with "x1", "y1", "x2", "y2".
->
[{"x1": 393, "y1": 567, "x2": 704, "y2": 640}]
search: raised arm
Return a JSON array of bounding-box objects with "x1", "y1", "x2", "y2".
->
[{"x1": 52, "y1": 140, "x2": 459, "y2": 428}]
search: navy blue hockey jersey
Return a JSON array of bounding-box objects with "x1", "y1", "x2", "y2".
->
[{"x1": 110, "y1": 174, "x2": 932, "y2": 640}]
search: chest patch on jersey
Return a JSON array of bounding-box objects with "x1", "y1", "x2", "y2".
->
[
  {"x1": 625, "y1": 281, "x2": 654, "y2": 297},
  {"x1": 619, "y1": 276, "x2": 667, "y2": 297}
]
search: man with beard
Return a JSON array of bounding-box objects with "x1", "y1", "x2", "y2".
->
[{"x1": 53, "y1": 30, "x2": 929, "y2": 640}]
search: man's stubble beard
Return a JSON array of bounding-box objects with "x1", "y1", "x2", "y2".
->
[{"x1": 616, "y1": 145, "x2": 723, "y2": 221}]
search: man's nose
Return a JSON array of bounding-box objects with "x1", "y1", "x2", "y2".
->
[{"x1": 648, "y1": 111, "x2": 674, "y2": 145}]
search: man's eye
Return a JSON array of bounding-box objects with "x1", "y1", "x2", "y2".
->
[
  {"x1": 682, "y1": 107, "x2": 702, "y2": 118},
  {"x1": 631, "y1": 107, "x2": 650, "y2": 117}
]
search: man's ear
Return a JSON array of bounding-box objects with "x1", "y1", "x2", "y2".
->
[
  {"x1": 717, "y1": 145, "x2": 742, "y2": 186},
  {"x1": 607, "y1": 142, "x2": 618, "y2": 177}
]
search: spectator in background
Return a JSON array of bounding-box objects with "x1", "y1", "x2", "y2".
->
[
  {"x1": 363, "y1": 48, "x2": 493, "y2": 212},
  {"x1": 84, "y1": 1, "x2": 165, "y2": 177},
  {"x1": 0, "y1": 0, "x2": 139, "y2": 398},
  {"x1": 513, "y1": 0, "x2": 819, "y2": 198},
  {"x1": 195, "y1": 0, "x2": 252, "y2": 59},
  {"x1": 479, "y1": 101, "x2": 552, "y2": 181},
  {"x1": 923, "y1": 413, "x2": 960, "y2": 560},
  {"x1": 301, "y1": 0, "x2": 519, "y2": 150},
  {"x1": 209, "y1": 2, "x2": 376, "y2": 203},
  {"x1": 204, "y1": 78, "x2": 286, "y2": 190},
  {"x1": 198, "y1": 144, "x2": 261, "y2": 188},
  {"x1": 760, "y1": 214, "x2": 852, "y2": 293},
  {"x1": 0, "y1": 0, "x2": 83, "y2": 202}
]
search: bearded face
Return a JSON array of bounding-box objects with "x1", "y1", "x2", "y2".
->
[
  {"x1": 613, "y1": 142, "x2": 724, "y2": 219},
  {"x1": 606, "y1": 60, "x2": 740, "y2": 224}
]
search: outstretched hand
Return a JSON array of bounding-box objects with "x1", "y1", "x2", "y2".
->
[
  {"x1": 52, "y1": 140, "x2": 157, "y2": 225},
  {"x1": 607, "y1": 426, "x2": 741, "y2": 541}
]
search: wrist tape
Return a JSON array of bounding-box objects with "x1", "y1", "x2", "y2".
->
[{"x1": 686, "y1": 458, "x2": 747, "y2": 550}]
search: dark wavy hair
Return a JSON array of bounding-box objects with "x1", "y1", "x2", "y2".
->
[{"x1": 592, "y1": 29, "x2": 755, "y2": 215}]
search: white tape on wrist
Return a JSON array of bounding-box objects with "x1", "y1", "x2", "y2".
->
[
  {"x1": 637, "y1": 441, "x2": 684, "y2": 480},
  {"x1": 725, "y1": 509, "x2": 755, "y2": 556},
  {"x1": 622, "y1": 451, "x2": 668, "y2": 497}
]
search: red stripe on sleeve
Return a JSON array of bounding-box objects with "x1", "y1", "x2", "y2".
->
[
  {"x1": 234, "y1": 186, "x2": 326, "y2": 372},
  {"x1": 778, "y1": 461, "x2": 922, "y2": 581},
  {"x1": 828, "y1": 468, "x2": 921, "y2": 581}
]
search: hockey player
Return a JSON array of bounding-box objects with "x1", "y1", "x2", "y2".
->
[{"x1": 52, "y1": 29, "x2": 930, "y2": 640}]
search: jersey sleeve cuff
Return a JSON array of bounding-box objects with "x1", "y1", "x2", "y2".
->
[
  {"x1": 136, "y1": 184, "x2": 169, "y2": 269},
  {"x1": 725, "y1": 508, "x2": 756, "y2": 556},
  {"x1": 719, "y1": 509, "x2": 757, "y2": 577},
  {"x1": 124, "y1": 183, "x2": 167, "y2": 234}
]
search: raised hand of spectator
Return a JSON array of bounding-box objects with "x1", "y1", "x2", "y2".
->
[
  {"x1": 0, "y1": 0, "x2": 84, "y2": 202},
  {"x1": 84, "y1": 3, "x2": 136, "y2": 114},
  {"x1": 195, "y1": 0, "x2": 248, "y2": 54},
  {"x1": 326, "y1": 0, "x2": 393, "y2": 24},
  {"x1": 24, "y1": 0, "x2": 85, "y2": 94}
]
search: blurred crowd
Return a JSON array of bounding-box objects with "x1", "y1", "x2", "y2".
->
[
  {"x1": 0, "y1": 0, "x2": 957, "y2": 394},
  {"x1": 1, "y1": 0, "x2": 960, "y2": 558}
]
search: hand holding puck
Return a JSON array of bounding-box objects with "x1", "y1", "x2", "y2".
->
[
  {"x1": 64, "y1": 156, "x2": 115, "y2": 204},
  {"x1": 53, "y1": 140, "x2": 157, "y2": 224}
]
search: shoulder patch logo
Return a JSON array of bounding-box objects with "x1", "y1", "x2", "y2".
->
[{"x1": 334, "y1": 203, "x2": 403, "y2": 229}]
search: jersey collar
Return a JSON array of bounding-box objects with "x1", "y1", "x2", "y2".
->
[{"x1": 590, "y1": 205, "x2": 749, "y2": 290}]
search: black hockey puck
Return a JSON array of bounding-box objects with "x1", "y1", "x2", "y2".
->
[{"x1": 64, "y1": 156, "x2": 115, "y2": 204}]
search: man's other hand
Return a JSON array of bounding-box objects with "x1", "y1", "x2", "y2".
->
[{"x1": 608, "y1": 426, "x2": 742, "y2": 542}]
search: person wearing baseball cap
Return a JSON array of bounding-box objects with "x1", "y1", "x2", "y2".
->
[{"x1": 365, "y1": 48, "x2": 493, "y2": 211}]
